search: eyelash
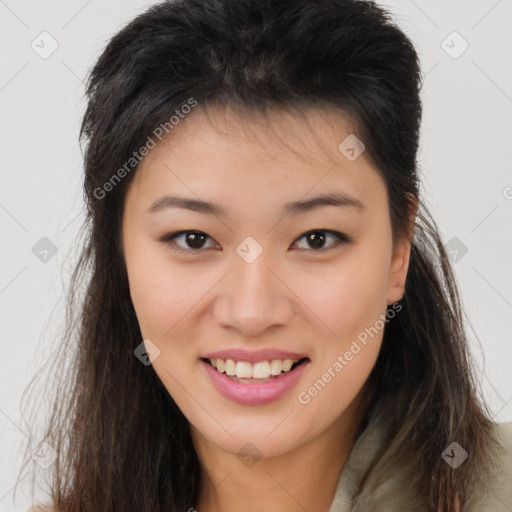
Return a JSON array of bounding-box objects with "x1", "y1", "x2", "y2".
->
[{"x1": 158, "y1": 229, "x2": 351, "y2": 254}]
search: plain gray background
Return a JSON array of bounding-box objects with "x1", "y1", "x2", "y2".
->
[{"x1": 1, "y1": 0, "x2": 511, "y2": 510}]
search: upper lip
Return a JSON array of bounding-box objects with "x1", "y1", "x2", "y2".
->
[{"x1": 203, "y1": 349, "x2": 310, "y2": 364}]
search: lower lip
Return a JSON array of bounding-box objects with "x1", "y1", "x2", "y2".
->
[{"x1": 200, "y1": 359, "x2": 310, "y2": 405}]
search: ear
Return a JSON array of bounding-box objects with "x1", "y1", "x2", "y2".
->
[{"x1": 387, "y1": 194, "x2": 418, "y2": 305}]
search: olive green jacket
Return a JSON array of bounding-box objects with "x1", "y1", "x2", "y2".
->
[{"x1": 327, "y1": 400, "x2": 512, "y2": 512}]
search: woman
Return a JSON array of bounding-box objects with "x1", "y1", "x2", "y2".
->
[{"x1": 21, "y1": 0, "x2": 512, "y2": 511}]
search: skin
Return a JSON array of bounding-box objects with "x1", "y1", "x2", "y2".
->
[{"x1": 122, "y1": 105, "x2": 417, "y2": 512}]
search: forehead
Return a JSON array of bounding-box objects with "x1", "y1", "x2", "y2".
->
[{"x1": 126, "y1": 105, "x2": 387, "y2": 213}]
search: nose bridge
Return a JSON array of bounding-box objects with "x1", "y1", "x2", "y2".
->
[{"x1": 213, "y1": 239, "x2": 293, "y2": 334}]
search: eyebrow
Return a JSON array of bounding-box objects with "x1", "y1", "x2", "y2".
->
[{"x1": 146, "y1": 192, "x2": 365, "y2": 218}]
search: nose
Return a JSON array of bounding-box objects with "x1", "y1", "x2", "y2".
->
[{"x1": 212, "y1": 249, "x2": 294, "y2": 337}]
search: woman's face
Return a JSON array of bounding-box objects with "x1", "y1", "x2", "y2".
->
[{"x1": 122, "y1": 106, "x2": 413, "y2": 459}]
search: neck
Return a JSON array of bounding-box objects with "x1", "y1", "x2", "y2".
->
[{"x1": 193, "y1": 389, "x2": 372, "y2": 512}]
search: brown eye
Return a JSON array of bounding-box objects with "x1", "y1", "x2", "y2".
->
[
  {"x1": 159, "y1": 229, "x2": 350, "y2": 254},
  {"x1": 159, "y1": 230, "x2": 219, "y2": 252},
  {"x1": 292, "y1": 230, "x2": 350, "y2": 251}
]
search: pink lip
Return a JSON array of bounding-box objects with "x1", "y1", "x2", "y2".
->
[
  {"x1": 200, "y1": 358, "x2": 310, "y2": 405},
  {"x1": 203, "y1": 349, "x2": 309, "y2": 364}
]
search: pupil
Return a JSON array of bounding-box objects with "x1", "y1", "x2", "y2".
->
[
  {"x1": 308, "y1": 231, "x2": 325, "y2": 249},
  {"x1": 187, "y1": 232, "x2": 206, "y2": 249}
]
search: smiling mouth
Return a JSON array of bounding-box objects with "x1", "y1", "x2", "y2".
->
[{"x1": 200, "y1": 357, "x2": 310, "y2": 383}]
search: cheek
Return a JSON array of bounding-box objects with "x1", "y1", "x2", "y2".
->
[
  {"x1": 125, "y1": 242, "x2": 207, "y2": 339},
  {"x1": 126, "y1": 259, "x2": 172, "y2": 337},
  {"x1": 125, "y1": 248, "x2": 205, "y2": 416},
  {"x1": 294, "y1": 250, "x2": 389, "y2": 422},
  {"x1": 300, "y1": 243, "x2": 391, "y2": 344}
]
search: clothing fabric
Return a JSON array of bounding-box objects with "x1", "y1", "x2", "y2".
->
[{"x1": 327, "y1": 395, "x2": 512, "y2": 512}]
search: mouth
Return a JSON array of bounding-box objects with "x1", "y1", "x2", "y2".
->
[
  {"x1": 200, "y1": 356, "x2": 310, "y2": 383},
  {"x1": 199, "y1": 353, "x2": 311, "y2": 405}
]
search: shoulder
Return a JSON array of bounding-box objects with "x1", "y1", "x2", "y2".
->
[
  {"x1": 493, "y1": 419, "x2": 512, "y2": 470},
  {"x1": 496, "y1": 419, "x2": 512, "y2": 440},
  {"x1": 469, "y1": 420, "x2": 512, "y2": 511},
  {"x1": 346, "y1": 416, "x2": 512, "y2": 512},
  {"x1": 27, "y1": 504, "x2": 54, "y2": 512}
]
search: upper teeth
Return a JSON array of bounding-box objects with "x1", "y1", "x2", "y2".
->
[{"x1": 209, "y1": 358, "x2": 300, "y2": 379}]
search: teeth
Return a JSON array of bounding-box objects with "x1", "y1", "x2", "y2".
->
[
  {"x1": 252, "y1": 361, "x2": 270, "y2": 379},
  {"x1": 270, "y1": 360, "x2": 282, "y2": 375},
  {"x1": 208, "y1": 357, "x2": 302, "y2": 379},
  {"x1": 225, "y1": 359, "x2": 236, "y2": 376},
  {"x1": 281, "y1": 359, "x2": 293, "y2": 372}
]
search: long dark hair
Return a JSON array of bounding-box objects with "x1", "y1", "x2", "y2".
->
[{"x1": 18, "y1": 1, "x2": 501, "y2": 510}]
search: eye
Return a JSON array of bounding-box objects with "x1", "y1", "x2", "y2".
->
[
  {"x1": 159, "y1": 230, "x2": 219, "y2": 252},
  {"x1": 159, "y1": 229, "x2": 350, "y2": 254},
  {"x1": 291, "y1": 229, "x2": 350, "y2": 251}
]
